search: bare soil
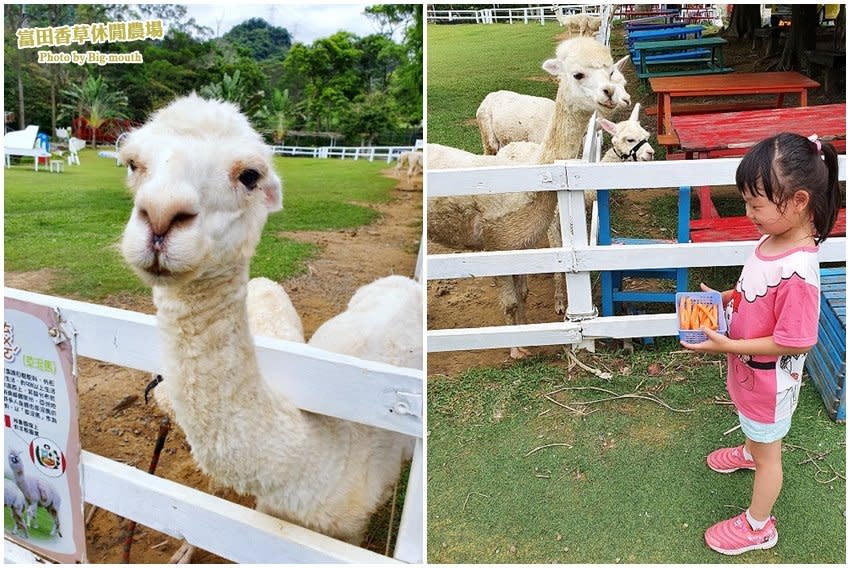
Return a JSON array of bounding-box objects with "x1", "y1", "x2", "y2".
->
[{"x1": 5, "y1": 169, "x2": 421, "y2": 563}]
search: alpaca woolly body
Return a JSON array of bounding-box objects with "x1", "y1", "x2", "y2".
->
[
  {"x1": 309, "y1": 275, "x2": 422, "y2": 371},
  {"x1": 5, "y1": 478, "x2": 29, "y2": 537},
  {"x1": 246, "y1": 277, "x2": 304, "y2": 342},
  {"x1": 121, "y1": 94, "x2": 411, "y2": 544}
]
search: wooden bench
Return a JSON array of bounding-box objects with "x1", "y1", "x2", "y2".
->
[
  {"x1": 625, "y1": 20, "x2": 685, "y2": 33},
  {"x1": 633, "y1": 37, "x2": 732, "y2": 83},
  {"x1": 805, "y1": 49, "x2": 846, "y2": 95},
  {"x1": 627, "y1": 24, "x2": 704, "y2": 49},
  {"x1": 644, "y1": 101, "x2": 776, "y2": 117},
  {"x1": 806, "y1": 267, "x2": 846, "y2": 422}
]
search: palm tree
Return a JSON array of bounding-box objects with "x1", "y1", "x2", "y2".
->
[
  {"x1": 199, "y1": 69, "x2": 264, "y2": 116},
  {"x1": 254, "y1": 88, "x2": 301, "y2": 144},
  {"x1": 60, "y1": 74, "x2": 128, "y2": 148}
]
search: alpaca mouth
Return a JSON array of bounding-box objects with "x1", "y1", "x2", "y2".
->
[{"x1": 144, "y1": 255, "x2": 173, "y2": 278}]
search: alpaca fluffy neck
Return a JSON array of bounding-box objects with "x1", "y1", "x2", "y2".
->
[
  {"x1": 153, "y1": 270, "x2": 306, "y2": 485},
  {"x1": 536, "y1": 81, "x2": 591, "y2": 164}
]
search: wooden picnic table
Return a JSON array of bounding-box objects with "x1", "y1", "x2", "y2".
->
[
  {"x1": 671, "y1": 103, "x2": 846, "y2": 243},
  {"x1": 627, "y1": 24, "x2": 703, "y2": 48},
  {"x1": 650, "y1": 71, "x2": 821, "y2": 147}
]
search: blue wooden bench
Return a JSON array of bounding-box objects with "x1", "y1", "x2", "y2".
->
[
  {"x1": 626, "y1": 20, "x2": 685, "y2": 33},
  {"x1": 627, "y1": 24, "x2": 704, "y2": 51},
  {"x1": 597, "y1": 187, "x2": 691, "y2": 317},
  {"x1": 806, "y1": 267, "x2": 846, "y2": 422}
]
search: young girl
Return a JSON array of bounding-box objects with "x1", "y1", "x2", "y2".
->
[{"x1": 683, "y1": 132, "x2": 841, "y2": 555}]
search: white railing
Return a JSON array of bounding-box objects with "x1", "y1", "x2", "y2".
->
[
  {"x1": 427, "y1": 4, "x2": 603, "y2": 25},
  {"x1": 3, "y1": 288, "x2": 423, "y2": 564},
  {"x1": 271, "y1": 144, "x2": 418, "y2": 163},
  {"x1": 426, "y1": 154, "x2": 847, "y2": 353}
]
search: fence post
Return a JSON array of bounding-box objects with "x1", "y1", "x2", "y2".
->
[{"x1": 559, "y1": 179, "x2": 596, "y2": 352}]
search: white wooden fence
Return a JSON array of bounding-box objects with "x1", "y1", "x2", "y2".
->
[
  {"x1": 3, "y1": 288, "x2": 423, "y2": 564},
  {"x1": 271, "y1": 143, "x2": 420, "y2": 163},
  {"x1": 427, "y1": 4, "x2": 603, "y2": 25},
  {"x1": 426, "y1": 144, "x2": 847, "y2": 353}
]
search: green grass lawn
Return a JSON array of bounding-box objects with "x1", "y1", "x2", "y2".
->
[
  {"x1": 4, "y1": 497, "x2": 58, "y2": 541},
  {"x1": 4, "y1": 150, "x2": 396, "y2": 300},
  {"x1": 429, "y1": 348, "x2": 846, "y2": 563},
  {"x1": 427, "y1": 22, "x2": 566, "y2": 152}
]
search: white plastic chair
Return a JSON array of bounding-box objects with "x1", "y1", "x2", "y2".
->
[{"x1": 67, "y1": 137, "x2": 85, "y2": 166}]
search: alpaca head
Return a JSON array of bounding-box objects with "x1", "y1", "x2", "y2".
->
[
  {"x1": 598, "y1": 103, "x2": 655, "y2": 162},
  {"x1": 8, "y1": 450, "x2": 23, "y2": 475},
  {"x1": 543, "y1": 37, "x2": 631, "y2": 113},
  {"x1": 120, "y1": 94, "x2": 282, "y2": 287}
]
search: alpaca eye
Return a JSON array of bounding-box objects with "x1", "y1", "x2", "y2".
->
[
  {"x1": 573, "y1": 72, "x2": 585, "y2": 80},
  {"x1": 627, "y1": 138, "x2": 635, "y2": 143},
  {"x1": 127, "y1": 159, "x2": 137, "y2": 172},
  {"x1": 238, "y1": 168, "x2": 260, "y2": 190}
]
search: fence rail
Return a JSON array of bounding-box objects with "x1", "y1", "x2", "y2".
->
[
  {"x1": 271, "y1": 144, "x2": 420, "y2": 163},
  {"x1": 426, "y1": 154, "x2": 847, "y2": 353},
  {"x1": 4, "y1": 287, "x2": 423, "y2": 563},
  {"x1": 427, "y1": 4, "x2": 602, "y2": 25}
]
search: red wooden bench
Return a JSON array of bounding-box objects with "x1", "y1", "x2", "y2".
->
[{"x1": 671, "y1": 103, "x2": 846, "y2": 243}]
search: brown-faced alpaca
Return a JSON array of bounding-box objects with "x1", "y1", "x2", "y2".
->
[
  {"x1": 427, "y1": 37, "x2": 630, "y2": 358},
  {"x1": 120, "y1": 94, "x2": 413, "y2": 547}
]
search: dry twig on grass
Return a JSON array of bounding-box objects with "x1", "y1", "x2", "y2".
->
[
  {"x1": 462, "y1": 492, "x2": 490, "y2": 512},
  {"x1": 547, "y1": 385, "x2": 694, "y2": 413},
  {"x1": 783, "y1": 442, "x2": 846, "y2": 484},
  {"x1": 524, "y1": 443, "x2": 574, "y2": 457}
]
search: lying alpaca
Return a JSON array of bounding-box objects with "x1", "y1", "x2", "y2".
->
[
  {"x1": 120, "y1": 94, "x2": 415, "y2": 549},
  {"x1": 8, "y1": 449, "x2": 62, "y2": 537}
]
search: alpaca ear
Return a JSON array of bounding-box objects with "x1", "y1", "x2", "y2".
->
[
  {"x1": 598, "y1": 118, "x2": 617, "y2": 134},
  {"x1": 261, "y1": 170, "x2": 283, "y2": 212},
  {"x1": 614, "y1": 55, "x2": 629, "y2": 71},
  {"x1": 629, "y1": 103, "x2": 641, "y2": 121},
  {"x1": 542, "y1": 58, "x2": 563, "y2": 76}
]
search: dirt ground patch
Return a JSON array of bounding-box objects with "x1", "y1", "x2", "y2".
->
[{"x1": 6, "y1": 169, "x2": 421, "y2": 563}]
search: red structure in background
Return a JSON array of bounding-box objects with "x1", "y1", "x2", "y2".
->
[{"x1": 71, "y1": 117, "x2": 141, "y2": 145}]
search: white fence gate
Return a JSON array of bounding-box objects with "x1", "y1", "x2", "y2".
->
[
  {"x1": 426, "y1": 4, "x2": 603, "y2": 25},
  {"x1": 4, "y1": 288, "x2": 423, "y2": 564},
  {"x1": 426, "y1": 149, "x2": 847, "y2": 353}
]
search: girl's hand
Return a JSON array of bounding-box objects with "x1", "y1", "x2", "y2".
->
[
  {"x1": 700, "y1": 282, "x2": 734, "y2": 305},
  {"x1": 681, "y1": 326, "x2": 732, "y2": 353}
]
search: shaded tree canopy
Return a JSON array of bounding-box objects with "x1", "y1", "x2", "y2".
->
[{"x1": 223, "y1": 17, "x2": 292, "y2": 60}]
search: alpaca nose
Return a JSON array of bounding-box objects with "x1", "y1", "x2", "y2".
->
[
  {"x1": 603, "y1": 87, "x2": 613, "y2": 99},
  {"x1": 137, "y1": 205, "x2": 197, "y2": 251}
]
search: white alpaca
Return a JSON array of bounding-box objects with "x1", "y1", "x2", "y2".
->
[
  {"x1": 555, "y1": 11, "x2": 602, "y2": 37},
  {"x1": 8, "y1": 450, "x2": 62, "y2": 536},
  {"x1": 309, "y1": 275, "x2": 422, "y2": 371},
  {"x1": 475, "y1": 57, "x2": 629, "y2": 155},
  {"x1": 4, "y1": 478, "x2": 30, "y2": 538},
  {"x1": 428, "y1": 37, "x2": 631, "y2": 358},
  {"x1": 394, "y1": 150, "x2": 423, "y2": 182},
  {"x1": 120, "y1": 94, "x2": 415, "y2": 548}
]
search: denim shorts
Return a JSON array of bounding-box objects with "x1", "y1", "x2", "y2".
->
[{"x1": 739, "y1": 412, "x2": 792, "y2": 443}]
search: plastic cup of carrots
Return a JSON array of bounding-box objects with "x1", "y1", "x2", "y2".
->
[{"x1": 675, "y1": 291, "x2": 727, "y2": 344}]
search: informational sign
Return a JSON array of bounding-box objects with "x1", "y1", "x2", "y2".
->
[{"x1": 4, "y1": 298, "x2": 85, "y2": 563}]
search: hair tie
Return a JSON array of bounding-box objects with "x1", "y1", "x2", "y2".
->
[{"x1": 808, "y1": 133, "x2": 822, "y2": 153}]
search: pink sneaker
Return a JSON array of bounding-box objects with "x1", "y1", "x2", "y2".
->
[
  {"x1": 707, "y1": 445, "x2": 756, "y2": 473},
  {"x1": 705, "y1": 512, "x2": 778, "y2": 555}
]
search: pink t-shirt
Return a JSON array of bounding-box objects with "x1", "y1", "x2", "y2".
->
[{"x1": 725, "y1": 237, "x2": 821, "y2": 424}]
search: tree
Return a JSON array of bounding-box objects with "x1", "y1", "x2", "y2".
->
[
  {"x1": 255, "y1": 88, "x2": 301, "y2": 144},
  {"x1": 60, "y1": 74, "x2": 128, "y2": 148},
  {"x1": 200, "y1": 68, "x2": 265, "y2": 116},
  {"x1": 779, "y1": 5, "x2": 819, "y2": 71},
  {"x1": 342, "y1": 91, "x2": 397, "y2": 145},
  {"x1": 726, "y1": 4, "x2": 762, "y2": 42},
  {"x1": 223, "y1": 18, "x2": 291, "y2": 60}
]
